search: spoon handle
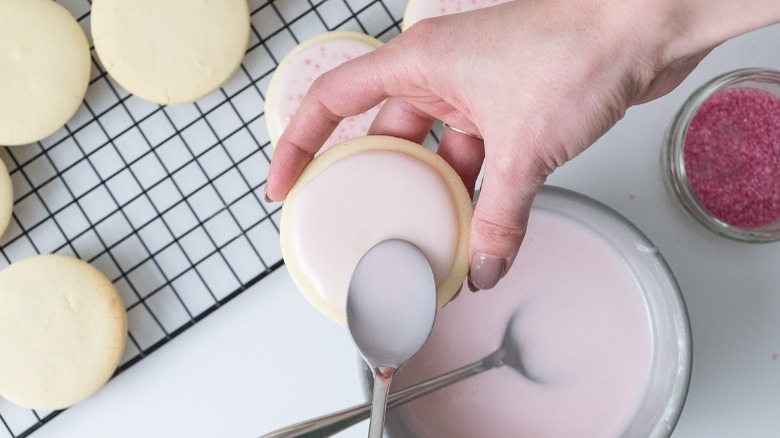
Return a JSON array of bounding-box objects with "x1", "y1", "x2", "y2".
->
[
  {"x1": 368, "y1": 366, "x2": 395, "y2": 438},
  {"x1": 259, "y1": 350, "x2": 502, "y2": 438}
]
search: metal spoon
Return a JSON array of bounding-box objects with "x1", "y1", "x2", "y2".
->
[
  {"x1": 345, "y1": 239, "x2": 437, "y2": 438},
  {"x1": 260, "y1": 312, "x2": 527, "y2": 438}
]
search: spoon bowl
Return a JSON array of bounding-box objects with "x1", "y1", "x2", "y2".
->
[{"x1": 346, "y1": 239, "x2": 437, "y2": 438}]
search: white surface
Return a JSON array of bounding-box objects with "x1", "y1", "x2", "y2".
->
[{"x1": 31, "y1": 24, "x2": 780, "y2": 438}]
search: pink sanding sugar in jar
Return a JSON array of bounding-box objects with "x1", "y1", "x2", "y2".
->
[
  {"x1": 684, "y1": 88, "x2": 780, "y2": 228},
  {"x1": 664, "y1": 68, "x2": 780, "y2": 242}
]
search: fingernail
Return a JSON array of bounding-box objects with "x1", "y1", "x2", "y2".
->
[
  {"x1": 467, "y1": 279, "x2": 478, "y2": 293},
  {"x1": 263, "y1": 190, "x2": 273, "y2": 203},
  {"x1": 469, "y1": 253, "x2": 505, "y2": 291}
]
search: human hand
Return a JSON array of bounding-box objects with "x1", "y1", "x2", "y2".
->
[{"x1": 266, "y1": 0, "x2": 780, "y2": 291}]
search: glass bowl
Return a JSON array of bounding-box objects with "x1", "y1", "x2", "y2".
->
[
  {"x1": 662, "y1": 68, "x2": 780, "y2": 242},
  {"x1": 361, "y1": 186, "x2": 692, "y2": 437}
]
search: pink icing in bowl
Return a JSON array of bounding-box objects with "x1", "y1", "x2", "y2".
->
[{"x1": 361, "y1": 186, "x2": 692, "y2": 437}]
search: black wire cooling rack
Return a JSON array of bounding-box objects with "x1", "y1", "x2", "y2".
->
[{"x1": 0, "y1": 0, "x2": 414, "y2": 436}]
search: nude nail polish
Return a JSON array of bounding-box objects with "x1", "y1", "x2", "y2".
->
[{"x1": 469, "y1": 253, "x2": 505, "y2": 291}]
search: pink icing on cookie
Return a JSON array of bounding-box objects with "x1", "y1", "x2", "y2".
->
[{"x1": 289, "y1": 150, "x2": 460, "y2": 310}]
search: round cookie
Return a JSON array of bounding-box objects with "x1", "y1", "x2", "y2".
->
[
  {"x1": 281, "y1": 135, "x2": 472, "y2": 324},
  {"x1": 265, "y1": 31, "x2": 383, "y2": 151},
  {"x1": 0, "y1": 0, "x2": 90, "y2": 146},
  {"x1": 403, "y1": 0, "x2": 513, "y2": 29},
  {"x1": 0, "y1": 158, "x2": 14, "y2": 239},
  {"x1": 0, "y1": 255, "x2": 127, "y2": 410},
  {"x1": 91, "y1": 0, "x2": 250, "y2": 105}
]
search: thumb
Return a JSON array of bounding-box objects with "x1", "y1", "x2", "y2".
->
[{"x1": 468, "y1": 148, "x2": 546, "y2": 292}]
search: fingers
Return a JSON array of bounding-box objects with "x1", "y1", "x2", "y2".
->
[
  {"x1": 369, "y1": 100, "x2": 486, "y2": 198},
  {"x1": 436, "y1": 126, "x2": 485, "y2": 198},
  {"x1": 367, "y1": 98, "x2": 434, "y2": 144},
  {"x1": 265, "y1": 51, "x2": 395, "y2": 201},
  {"x1": 467, "y1": 140, "x2": 546, "y2": 292}
]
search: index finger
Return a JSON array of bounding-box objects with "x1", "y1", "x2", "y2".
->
[{"x1": 265, "y1": 50, "x2": 394, "y2": 201}]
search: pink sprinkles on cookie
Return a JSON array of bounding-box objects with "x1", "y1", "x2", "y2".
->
[{"x1": 683, "y1": 87, "x2": 780, "y2": 229}]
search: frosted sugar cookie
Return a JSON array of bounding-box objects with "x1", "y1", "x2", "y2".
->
[
  {"x1": 403, "y1": 0, "x2": 513, "y2": 29},
  {"x1": 0, "y1": 158, "x2": 13, "y2": 239},
  {"x1": 281, "y1": 135, "x2": 472, "y2": 324},
  {"x1": 0, "y1": 255, "x2": 127, "y2": 410},
  {"x1": 91, "y1": 0, "x2": 250, "y2": 105},
  {"x1": 265, "y1": 31, "x2": 383, "y2": 150},
  {"x1": 0, "y1": 0, "x2": 90, "y2": 146}
]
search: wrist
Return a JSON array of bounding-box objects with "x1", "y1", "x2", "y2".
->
[{"x1": 655, "y1": 0, "x2": 780, "y2": 63}]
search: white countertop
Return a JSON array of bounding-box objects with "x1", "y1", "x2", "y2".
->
[{"x1": 30, "y1": 23, "x2": 780, "y2": 438}]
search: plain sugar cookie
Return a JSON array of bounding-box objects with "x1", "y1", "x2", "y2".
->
[
  {"x1": 0, "y1": 158, "x2": 14, "y2": 239},
  {"x1": 0, "y1": 0, "x2": 90, "y2": 146},
  {"x1": 281, "y1": 135, "x2": 472, "y2": 324},
  {"x1": 265, "y1": 31, "x2": 383, "y2": 151},
  {"x1": 91, "y1": 0, "x2": 250, "y2": 105},
  {"x1": 0, "y1": 255, "x2": 127, "y2": 410}
]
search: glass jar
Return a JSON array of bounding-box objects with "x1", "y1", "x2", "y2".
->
[{"x1": 662, "y1": 68, "x2": 780, "y2": 242}]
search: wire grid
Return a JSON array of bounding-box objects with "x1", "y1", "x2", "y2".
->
[{"x1": 0, "y1": 0, "x2": 421, "y2": 436}]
